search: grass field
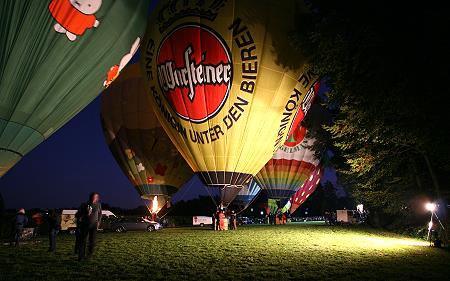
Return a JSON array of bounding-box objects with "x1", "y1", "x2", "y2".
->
[{"x1": 1, "y1": 223, "x2": 449, "y2": 280}]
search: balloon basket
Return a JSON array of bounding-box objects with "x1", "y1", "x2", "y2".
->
[{"x1": 219, "y1": 218, "x2": 228, "y2": 230}]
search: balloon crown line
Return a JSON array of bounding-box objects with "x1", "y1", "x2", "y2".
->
[{"x1": 156, "y1": 0, "x2": 228, "y2": 33}]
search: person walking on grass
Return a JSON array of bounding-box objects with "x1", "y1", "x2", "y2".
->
[
  {"x1": 11, "y1": 208, "x2": 28, "y2": 246},
  {"x1": 77, "y1": 192, "x2": 102, "y2": 261},
  {"x1": 46, "y1": 209, "x2": 61, "y2": 253}
]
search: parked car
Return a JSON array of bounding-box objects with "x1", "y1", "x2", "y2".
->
[
  {"x1": 237, "y1": 216, "x2": 253, "y2": 225},
  {"x1": 111, "y1": 217, "x2": 162, "y2": 232}
]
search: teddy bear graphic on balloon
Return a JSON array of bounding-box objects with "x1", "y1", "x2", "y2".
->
[{"x1": 48, "y1": 0, "x2": 102, "y2": 41}]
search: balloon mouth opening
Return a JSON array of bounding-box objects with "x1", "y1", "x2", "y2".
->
[
  {"x1": 141, "y1": 195, "x2": 171, "y2": 214},
  {"x1": 195, "y1": 171, "x2": 252, "y2": 187}
]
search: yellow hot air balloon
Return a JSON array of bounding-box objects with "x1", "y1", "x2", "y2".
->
[
  {"x1": 101, "y1": 63, "x2": 193, "y2": 213},
  {"x1": 141, "y1": 0, "x2": 317, "y2": 206}
]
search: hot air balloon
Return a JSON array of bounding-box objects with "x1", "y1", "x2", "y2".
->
[
  {"x1": 0, "y1": 0, "x2": 147, "y2": 176},
  {"x1": 229, "y1": 180, "x2": 261, "y2": 213},
  {"x1": 253, "y1": 79, "x2": 320, "y2": 213},
  {"x1": 267, "y1": 198, "x2": 281, "y2": 216},
  {"x1": 285, "y1": 166, "x2": 323, "y2": 214},
  {"x1": 101, "y1": 63, "x2": 193, "y2": 213},
  {"x1": 140, "y1": 0, "x2": 318, "y2": 206},
  {"x1": 255, "y1": 135, "x2": 319, "y2": 210}
]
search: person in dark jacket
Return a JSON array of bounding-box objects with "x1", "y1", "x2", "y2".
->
[
  {"x1": 11, "y1": 208, "x2": 28, "y2": 246},
  {"x1": 77, "y1": 192, "x2": 102, "y2": 261},
  {"x1": 214, "y1": 209, "x2": 220, "y2": 231},
  {"x1": 230, "y1": 210, "x2": 237, "y2": 230},
  {"x1": 46, "y1": 209, "x2": 61, "y2": 252}
]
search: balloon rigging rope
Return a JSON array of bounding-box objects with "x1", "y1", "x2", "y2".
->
[{"x1": 203, "y1": 184, "x2": 219, "y2": 208}]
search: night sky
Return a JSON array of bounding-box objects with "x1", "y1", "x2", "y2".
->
[{"x1": 0, "y1": 96, "x2": 210, "y2": 210}]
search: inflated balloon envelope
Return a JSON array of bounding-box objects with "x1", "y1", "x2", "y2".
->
[
  {"x1": 141, "y1": 0, "x2": 317, "y2": 205},
  {"x1": 287, "y1": 166, "x2": 323, "y2": 214},
  {"x1": 101, "y1": 64, "x2": 193, "y2": 213},
  {"x1": 0, "y1": 0, "x2": 147, "y2": 177},
  {"x1": 255, "y1": 134, "x2": 319, "y2": 203}
]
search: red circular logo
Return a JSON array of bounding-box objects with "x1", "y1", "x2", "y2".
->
[
  {"x1": 285, "y1": 122, "x2": 307, "y2": 148},
  {"x1": 157, "y1": 24, "x2": 232, "y2": 123}
]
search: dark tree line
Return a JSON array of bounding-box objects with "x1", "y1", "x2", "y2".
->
[{"x1": 293, "y1": 0, "x2": 450, "y2": 224}]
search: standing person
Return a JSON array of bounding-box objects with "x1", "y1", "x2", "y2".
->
[
  {"x1": 212, "y1": 212, "x2": 216, "y2": 230},
  {"x1": 31, "y1": 212, "x2": 44, "y2": 237},
  {"x1": 11, "y1": 208, "x2": 28, "y2": 246},
  {"x1": 230, "y1": 210, "x2": 237, "y2": 230},
  {"x1": 46, "y1": 209, "x2": 61, "y2": 253},
  {"x1": 77, "y1": 192, "x2": 102, "y2": 261},
  {"x1": 214, "y1": 209, "x2": 220, "y2": 231}
]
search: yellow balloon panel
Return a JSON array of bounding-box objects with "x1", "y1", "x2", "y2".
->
[{"x1": 141, "y1": 0, "x2": 317, "y2": 187}]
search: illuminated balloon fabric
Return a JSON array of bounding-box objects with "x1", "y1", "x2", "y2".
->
[
  {"x1": 267, "y1": 198, "x2": 282, "y2": 215},
  {"x1": 140, "y1": 0, "x2": 318, "y2": 204},
  {"x1": 281, "y1": 200, "x2": 291, "y2": 214},
  {"x1": 230, "y1": 180, "x2": 261, "y2": 212},
  {"x1": 0, "y1": 0, "x2": 147, "y2": 176},
  {"x1": 101, "y1": 64, "x2": 193, "y2": 209},
  {"x1": 254, "y1": 126, "x2": 320, "y2": 198},
  {"x1": 288, "y1": 166, "x2": 323, "y2": 214}
]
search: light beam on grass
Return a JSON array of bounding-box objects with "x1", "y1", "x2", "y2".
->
[{"x1": 365, "y1": 237, "x2": 428, "y2": 248}]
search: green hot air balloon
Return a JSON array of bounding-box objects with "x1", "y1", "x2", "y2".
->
[
  {"x1": 0, "y1": 0, "x2": 147, "y2": 176},
  {"x1": 101, "y1": 63, "x2": 193, "y2": 213}
]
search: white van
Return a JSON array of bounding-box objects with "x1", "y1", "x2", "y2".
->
[
  {"x1": 192, "y1": 216, "x2": 213, "y2": 227},
  {"x1": 61, "y1": 209, "x2": 117, "y2": 233}
]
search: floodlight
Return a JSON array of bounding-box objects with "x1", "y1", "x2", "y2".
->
[{"x1": 425, "y1": 202, "x2": 436, "y2": 212}]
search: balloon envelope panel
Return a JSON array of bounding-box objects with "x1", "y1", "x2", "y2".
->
[
  {"x1": 140, "y1": 0, "x2": 318, "y2": 200},
  {"x1": 289, "y1": 166, "x2": 323, "y2": 214},
  {"x1": 255, "y1": 134, "x2": 319, "y2": 201},
  {"x1": 101, "y1": 64, "x2": 193, "y2": 205},
  {"x1": 0, "y1": 0, "x2": 147, "y2": 176}
]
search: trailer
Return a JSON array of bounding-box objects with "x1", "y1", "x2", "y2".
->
[
  {"x1": 336, "y1": 210, "x2": 358, "y2": 224},
  {"x1": 192, "y1": 216, "x2": 213, "y2": 227}
]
